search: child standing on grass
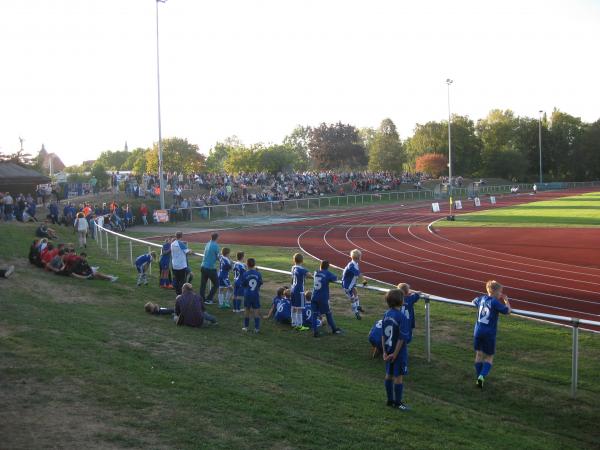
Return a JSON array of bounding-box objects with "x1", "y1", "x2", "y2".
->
[
  {"x1": 342, "y1": 249, "x2": 366, "y2": 320},
  {"x1": 135, "y1": 251, "x2": 156, "y2": 286},
  {"x1": 242, "y1": 258, "x2": 263, "y2": 333},
  {"x1": 397, "y1": 283, "x2": 421, "y2": 331},
  {"x1": 312, "y1": 260, "x2": 343, "y2": 337},
  {"x1": 382, "y1": 289, "x2": 411, "y2": 411},
  {"x1": 473, "y1": 280, "x2": 511, "y2": 389},
  {"x1": 290, "y1": 253, "x2": 310, "y2": 331},
  {"x1": 218, "y1": 247, "x2": 233, "y2": 309},
  {"x1": 232, "y1": 252, "x2": 246, "y2": 313},
  {"x1": 159, "y1": 238, "x2": 173, "y2": 288}
]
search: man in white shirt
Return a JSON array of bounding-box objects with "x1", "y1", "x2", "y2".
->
[{"x1": 171, "y1": 231, "x2": 191, "y2": 295}]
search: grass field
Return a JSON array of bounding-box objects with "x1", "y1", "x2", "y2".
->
[
  {"x1": 437, "y1": 192, "x2": 600, "y2": 228},
  {"x1": 1, "y1": 223, "x2": 600, "y2": 449}
]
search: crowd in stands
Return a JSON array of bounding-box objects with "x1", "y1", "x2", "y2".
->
[{"x1": 0, "y1": 192, "x2": 40, "y2": 222}]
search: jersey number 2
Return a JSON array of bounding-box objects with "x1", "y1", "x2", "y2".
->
[{"x1": 384, "y1": 325, "x2": 394, "y2": 349}]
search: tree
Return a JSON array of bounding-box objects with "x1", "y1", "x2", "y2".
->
[
  {"x1": 575, "y1": 120, "x2": 600, "y2": 180},
  {"x1": 123, "y1": 147, "x2": 149, "y2": 174},
  {"x1": 405, "y1": 121, "x2": 447, "y2": 170},
  {"x1": 256, "y1": 144, "x2": 298, "y2": 173},
  {"x1": 145, "y1": 137, "x2": 205, "y2": 174},
  {"x1": 206, "y1": 141, "x2": 237, "y2": 173},
  {"x1": 95, "y1": 149, "x2": 130, "y2": 171},
  {"x1": 546, "y1": 109, "x2": 585, "y2": 180},
  {"x1": 358, "y1": 127, "x2": 377, "y2": 158},
  {"x1": 283, "y1": 126, "x2": 310, "y2": 171},
  {"x1": 368, "y1": 118, "x2": 405, "y2": 172},
  {"x1": 415, "y1": 153, "x2": 448, "y2": 177},
  {"x1": 0, "y1": 149, "x2": 36, "y2": 167},
  {"x1": 307, "y1": 122, "x2": 367, "y2": 170},
  {"x1": 222, "y1": 146, "x2": 258, "y2": 174},
  {"x1": 90, "y1": 162, "x2": 109, "y2": 189}
]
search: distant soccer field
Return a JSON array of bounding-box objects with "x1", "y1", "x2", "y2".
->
[{"x1": 439, "y1": 192, "x2": 600, "y2": 227}]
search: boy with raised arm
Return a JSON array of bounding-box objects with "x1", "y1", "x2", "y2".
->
[{"x1": 473, "y1": 280, "x2": 511, "y2": 388}]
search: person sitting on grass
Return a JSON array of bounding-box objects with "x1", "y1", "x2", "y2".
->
[
  {"x1": 70, "y1": 252, "x2": 118, "y2": 282},
  {"x1": 36, "y1": 222, "x2": 58, "y2": 240},
  {"x1": 0, "y1": 265, "x2": 15, "y2": 278},
  {"x1": 46, "y1": 249, "x2": 67, "y2": 275},
  {"x1": 473, "y1": 280, "x2": 511, "y2": 389},
  {"x1": 28, "y1": 239, "x2": 42, "y2": 267},
  {"x1": 265, "y1": 286, "x2": 287, "y2": 320},
  {"x1": 241, "y1": 257, "x2": 263, "y2": 333},
  {"x1": 175, "y1": 282, "x2": 218, "y2": 328},
  {"x1": 135, "y1": 251, "x2": 157, "y2": 286},
  {"x1": 368, "y1": 319, "x2": 383, "y2": 359},
  {"x1": 273, "y1": 288, "x2": 292, "y2": 325},
  {"x1": 144, "y1": 302, "x2": 175, "y2": 316}
]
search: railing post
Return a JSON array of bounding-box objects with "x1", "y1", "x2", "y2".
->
[
  {"x1": 208, "y1": 207, "x2": 211, "y2": 221},
  {"x1": 318, "y1": 198, "x2": 321, "y2": 208},
  {"x1": 571, "y1": 319, "x2": 579, "y2": 398},
  {"x1": 308, "y1": 199, "x2": 310, "y2": 209},
  {"x1": 256, "y1": 203, "x2": 259, "y2": 214},
  {"x1": 424, "y1": 296, "x2": 431, "y2": 363},
  {"x1": 106, "y1": 232, "x2": 109, "y2": 255},
  {"x1": 226, "y1": 205, "x2": 229, "y2": 217},
  {"x1": 115, "y1": 236, "x2": 119, "y2": 261},
  {"x1": 129, "y1": 240, "x2": 133, "y2": 265},
  {"x1": 337, "y1": 197, "x2": 340, "y2": 206},
  {"x1": 270, "y1": 202, "x2": 273, "y2": 215},
  {"x1": 296, "y1": 199, "x2": 299, "y2": 209}
]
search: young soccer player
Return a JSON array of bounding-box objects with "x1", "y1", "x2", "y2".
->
[
  {"x1": 242, "y1": 258, "x2": 263, "y2": 333},
  {"x1": 135, "y1": 251, "x2": 156, "y2": 286},
  {"x1": 397, "y1": 283, "x2": 422, "y2": 331},
  {"x1": 290, "y1": 253, "x2": 310, "y2": 331},
  {"x1": 265, "y1": 286, "x2": 287, "y2": 319},
  {"x1": 342, "y1": 249, "x2": 366, "y2": 320},
  {"x1": 273, "y1": 289, "x2": 292, "y2": 324},
  {"x1": 368, "y1": 319, "x2": 383, "y2": 359},
  {"x1": 232, "y1": 252, "x2": 246, "y2": 313},
  {"x1": 218, "y1": 247, "x2": 233, "y2": 309},
  {"x1": 159, "y1": 238, "x2": 173, "y2": 288},
  {"x1": 382, "y1": 289, "x2": 411, "y2": 411},
  {"x1": 473, "y1": 280, "x2": 512, "y2": 389},
  {"x1": 312, "y1": 260, "x2": 343, "y2": 337}
]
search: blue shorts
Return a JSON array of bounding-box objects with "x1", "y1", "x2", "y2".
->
[
  {"x1": 344, "y1": 288, "x2": 356, "y2": 299},
  {"x1": 474, "y1": 333, "x2": 496, "y2": 355},
  {"x1": 290, "y1": 291, "x2": 305, "y2": 308},
  {"x1": 311, "y1": 297, "x2": 330, "y2": 315},
  {"x1": 219, "y1": 277, "x2": 231, "y2": 288},
  {"x1": 369, "y1": 337, "x2": 382, "y2": 351},
  {"x1": 244, "y1": 296, "x2": 260, "y2": 309},
  {"x1": 136, "y1": 264, "x2": 147, "y2": 274},
  {"x1": 234, "y1": 284, "x2": 244, "y2": 297},
  {"x1": 385, "y1": 345, "x2": 408, "y2": 377}
]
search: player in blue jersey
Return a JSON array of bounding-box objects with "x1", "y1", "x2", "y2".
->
[
  {"x1": 342, "y1": 249, "x2": 366, "y2": 320},
  {"x1": 290, "y1": 253, "x2": 311, "y2": 331},
  {"x1": 312, "y1": 260, "x2": 343, "y2": 337},
  {"x1": 382, "y1": 289, "x2": 411, "y2": 411},
  {"x1": 159, "y1": 238, "x2": 173, "y2": 289},
  {"x1": 232, "y1": 252, "x2": 246, "y2": 313},
  {"x1": 473, "y1": 280, "x2": 511, "y2": 388},
  {"x1": 368, "y1": 319, "x2": 383, "y2": 358},
  {"x1": 218, "y1": 247, "x2": 233, "y2": 309},
  {"x1": 135, "y1": 251, "x2": 156, "y2": 286},
  {"x1": 273, "y1": 288, "x2": 292, "y2": 324},
  {"x1": 242, "y1": 258, "x2": 263, "y2": 333},
  {"x1": 265, "y1": 286, "x2": 287, "y2": 320},
  {"x1": 397, "y1": 283, "x2": 422, "y2": 330}
]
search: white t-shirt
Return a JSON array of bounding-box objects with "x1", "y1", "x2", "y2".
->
[
  {"x1": 171, "y1": 239, "x2": 190, "y2": 270},
  {"x1": 76, "y1": 218, "x2": 89, "y2": 232}
]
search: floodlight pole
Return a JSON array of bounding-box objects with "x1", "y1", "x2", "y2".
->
[
  {"x1": 538, "y1": 110, "x2": 543, "y2": 185},
  {"x1": 446, "y1": 79, "x2": 453, "y2": 218},
  {"x1": 156, "y1": 0, "x2": 166, "y2": 210}
]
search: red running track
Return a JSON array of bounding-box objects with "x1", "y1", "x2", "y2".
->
[{"x1": 179, "y1": 189, "x2": 600, "y2": 326}]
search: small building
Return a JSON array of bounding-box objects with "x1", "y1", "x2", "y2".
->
[{"x1": 0, "y1": 162, "x2": 51, "y2": 196}]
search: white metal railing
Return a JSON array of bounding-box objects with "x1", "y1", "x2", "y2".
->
[{"x1": 93, "y1": 220, "x2": 600, "y2": 398}]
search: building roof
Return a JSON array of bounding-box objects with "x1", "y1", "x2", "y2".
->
[{"x1": 0, "y1": 162, "x2": 51, "y2": 184}]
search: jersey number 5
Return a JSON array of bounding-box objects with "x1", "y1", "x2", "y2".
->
[{"x1": 314, "y1": 276, "x2": 322, "y2": 291}]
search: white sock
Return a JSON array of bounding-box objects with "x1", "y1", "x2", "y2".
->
[
  {"x1": 351, "y1": 300, "x2": 359, "y2": 313},
  {"x1": 218, "y1": 291, "x2": 223, "y2": 306}
]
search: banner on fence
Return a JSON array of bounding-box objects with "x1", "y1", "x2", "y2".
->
[
  {"x1": 490, "y1": 196, "x2": 496, "y2": 205},
  {"x1": 431, "y1": 202, "x2": 440, "y2": 213},
  {"x1": 455, "y1": 200, "x2": 463, "y2": 210},
  {"x1": 474, "y1": 197, "x2": 481, "y2": 207}
]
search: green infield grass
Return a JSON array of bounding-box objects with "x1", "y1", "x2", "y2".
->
[
  {"x1": 1, "y1": 223, "x2": 599, "y2": 449},
  {"x1": 436, "y1": 191, "x2": 600, "y2": 228}
]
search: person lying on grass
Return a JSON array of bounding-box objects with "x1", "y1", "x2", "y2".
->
[
  {"x1": 70, "y1": 253, "x2": 118, "y2": 282},
  {"x1": 144, "y1": 302, "x2": 175, "y2": 316}
]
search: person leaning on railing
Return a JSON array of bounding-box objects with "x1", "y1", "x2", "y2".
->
[{"x1": 200, "y1": 233, "x2": 220, "y2": 305}]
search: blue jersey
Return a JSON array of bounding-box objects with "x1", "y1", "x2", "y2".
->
[
  {"x1": 312, "y1": 269, "x2": 337, "y2": 301},
  {"x1": 272, "y1": 296, "x2": 284, "y2": 308},
  {"x1": 369, "y1": 319, "x2": 383, "y2": 347},
  {"x1": 291, "y1": 265, "x2": 309, "y2": 294},
  {"x1": 473, "y1": 295, "x2": 509, "y2": 338},
  {"x1": 341, "y1": 261, "x2": 360, "y2": 290},
  {"x1": 274, "y1": 299, "x2": 292, "y2": 322},
  {"x1": 159, "y1": 243, "x2": 171, "y2": 270},
  {"x1": 403, "y1": 293, "x2": 420, "y2": 330},
  {"x1": 233, "y1": 261, "x2": 246, "y2": 287},
  {"x1": 219, "y1": 256, "x2": 232, "y2": 280},
  {"x1": 382, "y1": 308, "x2": 410, "y2": 354},
  {"x1": 135, "y1": 253, "x2": 152, "y2": 267},
  {"x1": 242, "y1": 269, "x2": 263, "y2": 301}
]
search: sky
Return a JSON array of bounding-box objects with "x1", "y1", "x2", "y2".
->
[{"x1": 1, "y1": 0, "x2": 599, "y2": 166}]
